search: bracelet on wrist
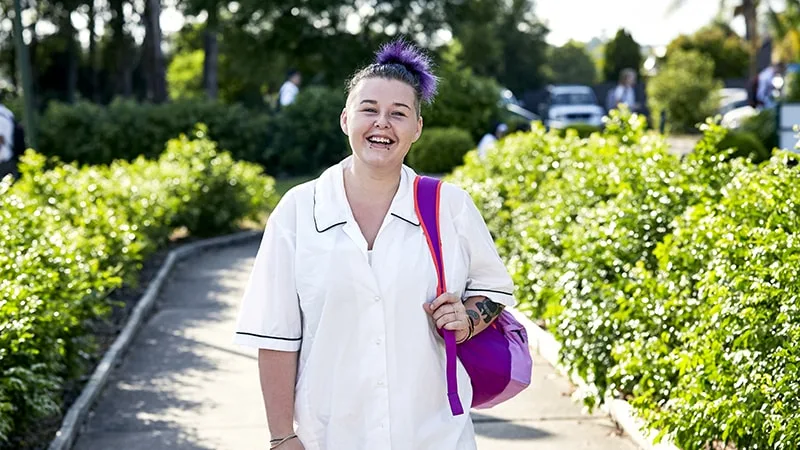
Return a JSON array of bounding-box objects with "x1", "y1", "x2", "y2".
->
[
  {"x1": 457, "y1": 317, "x2": 475, "y2": 344},
  {"x1": 270, "y1": 433, "x2": 297, "y2": 449}
]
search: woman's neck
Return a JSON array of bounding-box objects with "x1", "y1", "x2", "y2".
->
[{"x1": 343, "y1": 159, "x2": 401, "y2": 203}]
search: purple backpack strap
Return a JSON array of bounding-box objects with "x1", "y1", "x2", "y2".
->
[{"x1": 414, "y1": 175, "x2": 464, "y2": 416}]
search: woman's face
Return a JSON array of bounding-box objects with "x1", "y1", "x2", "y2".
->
[{"x1": 340, "y1": 77, "x2": 423, "y2": 171}]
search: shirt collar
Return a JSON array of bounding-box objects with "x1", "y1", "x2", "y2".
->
[{"x1": 313, "y1": 157, "x2": 420, "y2": 233}]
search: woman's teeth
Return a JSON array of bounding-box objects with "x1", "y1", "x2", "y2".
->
[{"x1": 368, "y1": 137, "x2": 393, "y2": 145}]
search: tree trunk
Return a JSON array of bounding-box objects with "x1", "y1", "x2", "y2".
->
[
  {"x1": 62, "y1": 8, "x2": 79, "y2": 103},
  {"x1": 743, "y1": 0, "x2": 759, "y2": 77},
  {"x1": 110, "y1": 0, "x2": 133, "y2": 97},
  {"x1": 146, "y1": 0, "x2": 167, "y2": 102},
  {"x1": 203, "y1": 6, "x2": 219, "y2": 100},
  {"x1": 88, "y1": 0, "x2": 99, "y2": 101},
  {"x1": 12, "y1": 0, "x2": 37, "y2": 150}
]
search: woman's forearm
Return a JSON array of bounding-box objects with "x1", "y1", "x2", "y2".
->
[
  {"x1": 258, "y1": 349, "x2": 299, "y2": 438},
  {"x1": 463, "y1": 296, "x2": 504, "y2": 338}
]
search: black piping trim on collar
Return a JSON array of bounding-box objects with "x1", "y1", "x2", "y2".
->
[
  {"x1": 391, "y1": 213, "x2": 420, "y2": 227},
  {"x1": 313, "y1": 184, "x2": 347, "y2": 233}
]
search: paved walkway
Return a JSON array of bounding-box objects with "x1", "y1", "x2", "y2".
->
[{"x1": 72, "y1": 240, "x2": 638, "y2": 450}]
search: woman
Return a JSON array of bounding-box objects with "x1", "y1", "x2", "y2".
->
[{"x1": 234, "y1": 39, "x2": 516, "y2": 450}]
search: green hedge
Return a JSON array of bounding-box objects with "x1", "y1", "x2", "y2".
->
[
  {"x1": 267, "y1": 86, "x2": 349, "y2": 177},
  {"x1": 554, "y1": 123, "x2": 602, "y2": 139},
  {"x1": 35, "y1": 89, "x2": 352, "y2": 177},
  {"x1": 717, "y1": 130, "x2": 771, "y2": 164},
  {"x1": 406, "y1": 127, "x2": 474, "y2": 174},
  {"x1": 0, "y1": 129, "x2": 277, "y2": 446},
  {"x1": 449, "y1": 110, "x2": 800, "y2": 449},
  {"x1": 38, "y1": 99, "x2": 272, "y2": 166},
  {"x1": 422, "y1": 64, "x2": 503, "y2": 140},
  {"x1": 740, "y1": 108, "x2": 779, "y2": 153}
]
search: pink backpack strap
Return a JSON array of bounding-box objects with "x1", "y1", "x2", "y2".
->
[{"x1": 413, "y1": 175, "x2": 464, "y2": 416}]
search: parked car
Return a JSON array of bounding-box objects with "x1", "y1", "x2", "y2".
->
[
  {"x1": 718, "y1": 88, "x2": 750, "y2": 116},
  {"x1": 538, "y1": 85, "x2": 605, "y2": 129},
  {"x1": 500, "y1": 88, "x2": 540, "y2": 122}
]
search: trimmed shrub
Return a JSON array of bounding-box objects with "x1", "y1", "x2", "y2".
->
[
  {"x1": 37, "y1": 99, "x2": 273, "y2": 166},
  {"x1": 267, "y1": 86, "x2": 349, "y2": 176},
  {"x1": 449, "y1": 108, "x2": 800, "y2": 449},
  {"x1": 609, "y1": 153, "x2": 800, "y2": 450},
  {"x1": 406, "y1": 127, "x2": 474, "y2": 174},
  {"x1": 740, "y1": 107, "x2": 779, "y2": 152},
  {"x1": 423, "y1": 65, "x2": 503, "y2": 140},
  {"x1": 554, "y1": 123, "x2": 602, "y2": 139},
  {"x1": 0, "y1": 130, "x2": 276, "y2": 446},
  {"x1": 647, "y1": 50, "x2": 722, "y2": 134},
  {"x1": 717, "y1": 130, "x2": 771, "y2": 163}
]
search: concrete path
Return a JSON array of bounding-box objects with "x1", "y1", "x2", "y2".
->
[{"x1": 71, "y1": 241, "x2": 638, "y2": 450}]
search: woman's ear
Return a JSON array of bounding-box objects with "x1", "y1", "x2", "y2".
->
[
  {"x1": 340, "y1": 108, "x2": 348, "y2": 136},
  {"x1": 413, "y1": 115, "x2": 423, "y2": 142}
]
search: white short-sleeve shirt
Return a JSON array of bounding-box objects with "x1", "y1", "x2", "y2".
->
[
  {"x1": 234, "y1": 156, "x2": 516, "y2": 450},
  {"x1": 0, "y1": 105, "x2": 14, "y2": 163},
  {"x1": 279, "y1": 81, "x2": 299, "y2": 106}
]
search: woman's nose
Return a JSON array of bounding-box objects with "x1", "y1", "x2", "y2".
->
[{"x1": 374, "y1": 113, "x2": 390, "y2": 128}]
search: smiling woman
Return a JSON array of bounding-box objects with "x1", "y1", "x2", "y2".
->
[{"x1": 233, "y1": 39, "x2": 517, "y2": 450}]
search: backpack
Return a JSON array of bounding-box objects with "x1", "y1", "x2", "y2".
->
[{"x1": 414, "y1": 175, "x2": 533, "y2": 415}]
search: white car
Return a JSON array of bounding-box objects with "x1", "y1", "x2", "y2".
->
[{"x1": 538, "y1": 85, "x2": 605, "y2": 129}]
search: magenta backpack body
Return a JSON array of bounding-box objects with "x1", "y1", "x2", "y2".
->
[{"x1": 414, "y1": 175, "x2": 533, "y2": 416}]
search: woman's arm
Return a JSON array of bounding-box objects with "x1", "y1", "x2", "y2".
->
[
  {"x1": 258, "y1": 349, "x2": 299, "y2": 440},
  {"x1": 462, "y1": 295, "x2": 503, "y2": 339},
  {"x1": 425, "y1": 294, "x2": 504, "y2": 343}
]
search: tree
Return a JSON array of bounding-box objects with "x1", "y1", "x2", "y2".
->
[
  {"x1": 545, "y1": 40, "x2": 597, "y2": 85},
  {"x1": 446, "y1": 0, "x2": 550, "y2": 94},
  {"x1": 178, "y1": 0, "x2": 227, "y2": 99},
  {"x1": 108, "y1": 0, "x2": 134, "y2": 97},
  {"x1": 666, "y1": 22, "x2": 750, "y2": 79},
  {"x1": 11, "y1": 0, "x2": 37, "y2": 149},
  {"x1": 647, "y1": 50, "x2": 722, "y2": 133},
  {"x1": 603, "y1": 28, "x2": 642, "y2": 82},
  {"x1": 669, "y1": 0, "x2": 760, "y2": 77},
  {"x1": 767, "y1": 0, "x2": 800, "y2": 62},
  {"x1": 143, "y1": 0, "x2": 168, "y2": 102}
]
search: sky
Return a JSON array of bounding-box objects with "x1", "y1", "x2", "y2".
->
[{"x1": 536, "y1": 0, "x2": 748, "y2": 47}]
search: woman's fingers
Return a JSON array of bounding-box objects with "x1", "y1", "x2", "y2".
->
[
  {"x1": 424, "y1": 293, "x2": 469, "y2": 330},
  {"x1": 429, "y1": 292, "x2": 459, "y2": 311},
  {"x1": 435, "y1": 311, "x2": 463, "y2": 329}
]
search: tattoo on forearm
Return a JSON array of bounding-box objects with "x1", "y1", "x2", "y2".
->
[
  {"x1": 467, "y1": 310, "x2": 480, "y2": 326},
  {"x1": 475, "y1": 299, "x2": 504, "y2": 323}
]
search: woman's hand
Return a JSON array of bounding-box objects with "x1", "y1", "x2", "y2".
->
[{"x1": 423, "y1": 292, "x2": 471, "y2": 343}]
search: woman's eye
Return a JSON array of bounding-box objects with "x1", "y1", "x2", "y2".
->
[
  {"x1": 361, "y1": 108, "x2": 377, "y2": 113},
  {"x1": 392, "y1": 111, "x2": 407, "y2": 117}
]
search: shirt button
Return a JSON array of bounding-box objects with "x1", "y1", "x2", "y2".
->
[
  {"x1": 377, "y1": 380, "x2": 385, "y2": 386},
  {"x1": 374, "y1": 296, "x2": 380, "y2": 302},
  {"x1": 376, "y1": 338, "x2": 382, "y2": 346}
]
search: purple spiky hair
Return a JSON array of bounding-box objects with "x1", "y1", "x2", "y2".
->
[{"x1": 375, "y1": 39, "x2": 438, "y2": 103}]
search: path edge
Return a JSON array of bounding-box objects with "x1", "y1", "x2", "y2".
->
[
  {"x1": 47, "y1": 230, "x2": 263, "y2": 450},
  {"x1": 506, "y1": 307, "x2": 681, "y2": 450}
]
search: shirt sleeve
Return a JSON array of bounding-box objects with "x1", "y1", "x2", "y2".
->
[
  {"x1": 453, "y1": 187, "x2": 516, "y2": 307},
  {"x1": 233, "y1": 192, "x2": 302, "y2": 351},
  {"x1": 0, "y1": 111, "x2": 14, "y2": 161}
]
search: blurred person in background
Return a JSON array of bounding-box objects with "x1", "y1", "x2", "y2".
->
[
  {"x1": 606, "y1": 68, "x2": 640, "y2": 112},
  {"x1": 0, "y1": 96, "x2": 17, "y2": 180},
  {"x1": 278, "y1": 69, "x2": 302, "y2": 109},
  {"x1": 477, "y1": 122, "x2": 508, "y2": 158}
]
